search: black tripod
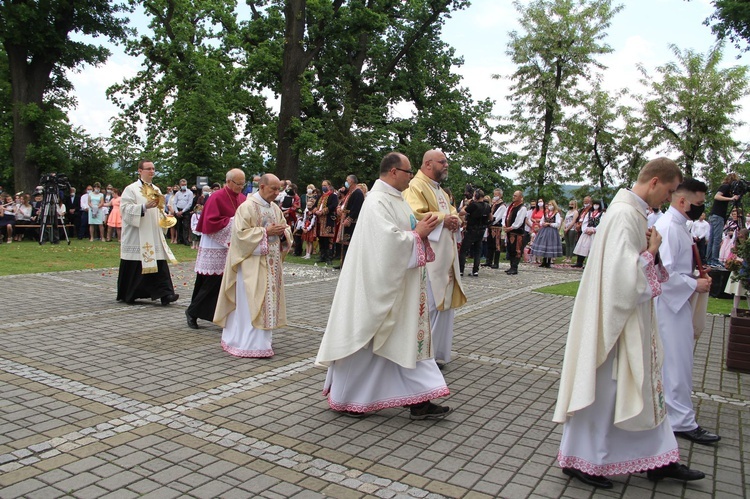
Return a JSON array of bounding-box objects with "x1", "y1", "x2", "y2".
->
[
  {"x1": 38, "y1": 186, "x2": 70, "y2": 245},
  {"x1": 732, "y1": 196, "x2": 746, "y2": 230}
]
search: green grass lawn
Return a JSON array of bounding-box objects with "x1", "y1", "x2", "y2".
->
[
  {"x1": 0, "y1": 238, "x2": 333, "y2": 276},
  {"x1": 536, "y1": 281, "x2": 736, "y2": 315},
  {"x1": 0, "y1": 238, "x2": 200, "y2": 276}
]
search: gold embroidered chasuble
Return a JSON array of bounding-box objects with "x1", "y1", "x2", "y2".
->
[{"x1": 119, "y1": 179, "x2": 177, "y2": 273}]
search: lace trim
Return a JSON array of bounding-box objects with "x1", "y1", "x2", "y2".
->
[
  {"x1": 412, "y1": 231, "x2": 436, "y2": 266},
  {"x1": 325, "y1": 386, "x2": 449, "y2": 413},
  {"x1": 558, "y1": 448, "x2": 679, "y2": 476},
  {"x1": 194, "y1": 247, "x2": 228, "y2": 275},
  {"x1": 221, "y1": 340, "x2": 274, "y2": 358},
  {"x1": 213, "y1": 221, "x2": 232, "y2": 247},
  {"x1": 642, "y1": 251, "x2": 666, "y2": 298}
]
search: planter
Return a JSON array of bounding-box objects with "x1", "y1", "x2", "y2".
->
[{"x1": 727, "y1": 308, "x2": 750, "y2": 373}]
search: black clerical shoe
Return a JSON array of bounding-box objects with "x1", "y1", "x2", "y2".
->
[
  {"x1": 409, "y1": 401, "x2": 452, "y2": 420},
  {"x1": 675, "y1": 426, "x2": 721, "y2": 445},
  {"x1": 160, "y1": 293, "x2": 179, "y2": 306},
  {"x1": 646, "y1": 463, "x2": 705, "y2": 482},
  {"x1": 185, "y1": 309, "x2": 199, "y2": 329},
  {"x1": 505, "y1": 268, "x2": 518, "y2": 275},
  {"x1": 562, "y1": 468, "x2": 613, "y2": 489},
  {"x1": 341, "y1": 410, "x2": 369, "y2": 418}
]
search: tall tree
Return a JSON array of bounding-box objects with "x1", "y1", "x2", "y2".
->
[
  {"x1": 637, "y1": 43, "x2": 749, "y2": 178},
  {"x1": 108, "y1": 0, "x2": 271, "y2": 183},
  {"x1": 500, "y1": 0, "x2": 622, "y2": 197},
  {"x1": 564, "y1": 83, "x2": 625, "y2": 197},
  {"x1": 705, "y1": 0, "x2": 750, "y2": 52},
  {"x1": 0, "y1": 0, "x2": 129, "y2": 193},
  {"x1": 242, "y1": 0, "x2": 499, "y2": 185}
]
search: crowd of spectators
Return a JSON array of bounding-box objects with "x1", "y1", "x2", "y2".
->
[{"x1": 0, "y1": 176, "x2": 744, "y2": 274}]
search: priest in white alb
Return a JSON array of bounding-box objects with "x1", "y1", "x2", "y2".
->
[
  {"x1": 214, "y1": 174, "x2": 291, "y2": 358},
  {"x1": 553, "y1": 158, "x2": 706, "y2": 489},
  {"x1": 316, "y1": 152, "x2": 453, "y2": 420},
  {"x1": 653, "y1": 178, "x2": 720, "y2": 445},
  {"x1": 117, "y1": 160, "x2": 179, "y2": 306}
]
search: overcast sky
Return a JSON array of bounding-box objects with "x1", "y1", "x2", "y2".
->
[{"x1": 67, "y1": 0, "x2": 748, "y2": 147}]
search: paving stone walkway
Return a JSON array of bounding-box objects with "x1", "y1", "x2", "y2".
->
[{"x1": 0, "y1": 260, "x2": 747, "y2": 498}]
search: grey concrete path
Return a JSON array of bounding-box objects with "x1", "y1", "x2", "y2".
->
[{"x1": 0, "y1": 260, "x2": 747, "y2": 498}]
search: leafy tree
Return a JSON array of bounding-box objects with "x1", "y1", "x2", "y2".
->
[
  {"x1": 242, "y1": 0, "x2": 500, "y2": 187},
  {"x1": 0, "y1": 0, "x2": 130, "y2": 193},
  {"x1": 705, "y1": 0, "x2": 750, "y2": 53},
  {"x1": 637, "y1": 43, "x2": 750, "y2": 179},
  {"x1": 499, "y1": 0, "x2": 622, "y2": 198},
  {"x1": 108, "y1": 0, "x2": 272, "y2": 185}
]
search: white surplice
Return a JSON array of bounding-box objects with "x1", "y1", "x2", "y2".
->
[
  {"x1": 654, "y1": 207, "x2": 699, "y2": 432},
  {"x1": 317, "y1": 179, "x2": 448, "y2": 411},
  {"x1": 554, "y1": 189, "x2": 678, "y2": 475}
]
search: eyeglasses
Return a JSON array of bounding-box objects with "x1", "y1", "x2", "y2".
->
[
  {"x1": 393, "y1": 167, "x2": 414, "y2": 175},
  {"x1": 429, "y1": 159, "x2": 448, "y2": 166},
  {"x1": 229, "y1": 179, "x2": 246, "y2": 187}
]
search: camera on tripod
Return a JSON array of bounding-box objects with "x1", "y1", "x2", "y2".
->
[
  {"x1": 39, "y1": 173, "x2": 70, "y2": 194},
  {"x1": 730, "y1": 179, "x2": 750, "y2": 198}
]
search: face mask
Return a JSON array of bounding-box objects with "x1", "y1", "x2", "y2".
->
[
  {"x1": 569, "y1": 206, "x2": 574, "y2": 209},
  {"x1": 492, "y1": 196, "x2": 499, "y2": 202},
  {"x1": 593, "y1": 204, "x2": 600, "y2": 210},
  {"x1": 584, "y1": 203, "x2": 590, "y2": 208},
  {"x1": 107, "y1": 190, "x2": 112, "y2": 194},
  {"x1": 547, "y1": 205, "x2": 553, "y2": 210},
  {"x1": 686, "y1": 203, "x2": 705, "y2": 221},
  {"x1": 181, "y1": 186, "x2": 187, "y2": 191},
  {"x1": 87, "y1": 189, "x2": 92, "y2": 194},
  {"x1": 94, "y1": 188, "x2": 100, "y2": 194},
  {"x1": 345, "y1": 181, "x2": 350, "y2": 189},
  {"x1": 537, "y1": 202, "x2": 543, "y2": 207},
  {"x1": 322, "y1": 186, "x2": 329, "y2": 193},
  {"x1": 252, "y1": 181, "x2": 259, "y2": 189},
  {"x1": 286, "y1": 188, "x2": 293, "y2": 195},
  {"x1": 307, "y1": 189, "x2": 312, "y2": 195}
]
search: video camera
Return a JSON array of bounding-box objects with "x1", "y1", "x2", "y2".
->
[
  {"x1": 731, "y1": 179, "x2": 750, "y2": 198},
  {"x1": 39, "y1": 173, "x2": 71, "y2": 194}
]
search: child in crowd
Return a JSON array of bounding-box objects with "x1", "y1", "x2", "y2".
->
[
  {"x1": 190, "y1": 204, "x2": 202, "y2": 250},
  {"x1": 300, "y1": 198, "x2": 317, "y2": 259},
  {"x1": 726, "y1": 228, "x2": 750, "y2": 309}
]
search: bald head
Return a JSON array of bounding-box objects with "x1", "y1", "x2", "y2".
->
[
  {"x1": 421, "y1": 149, "x2": 449, "y2": 183},
  {"x1": 226, "y1": 168, "x2": 246, "y2": 194},
  {"x1": 258, "y1": 174, "x2": 282, "y2": 203}
]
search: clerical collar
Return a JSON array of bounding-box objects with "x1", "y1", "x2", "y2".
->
[
  {"x1": 627, "y1": 188, "x2": 649, "y2": 217},
  {"x1": 374, "y1": 179, "x2": 401, "y2": 196},
  {"x1": 139, "y1": 179, "x2": 153, "y2": 187},
  {"x1": 253, "y1": 191, "x2": 270, "y2": 207}
]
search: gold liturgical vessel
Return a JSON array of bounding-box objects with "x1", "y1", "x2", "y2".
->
[{"x1": 140, "y1": 183, "x2": 177, "y2": 228}]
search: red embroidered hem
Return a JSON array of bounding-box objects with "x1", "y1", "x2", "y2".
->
[
  {"x1": 221, "y1": 340, "x2": 274, "y2": 358},
  {"x1": 326, "y1": 386, "x2": 450, "y2": 413},
  {"x1": 557, "y1": 448, "x2": 680, "y2": 476}
]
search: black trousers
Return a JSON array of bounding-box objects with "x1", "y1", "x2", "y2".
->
[{"x1": 459, "y1": 229, "x2": 483, "y2": 274}]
